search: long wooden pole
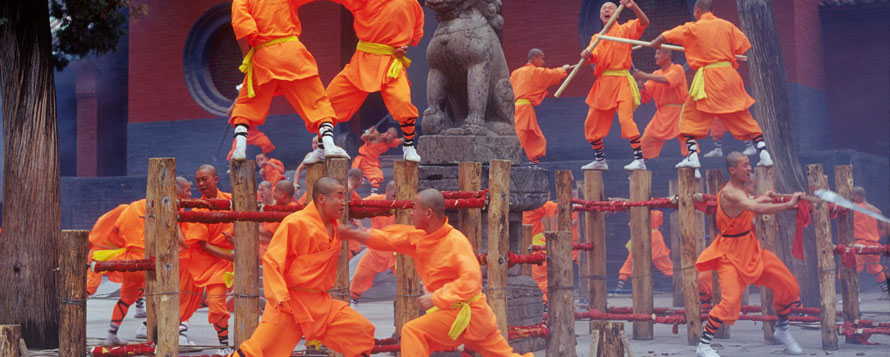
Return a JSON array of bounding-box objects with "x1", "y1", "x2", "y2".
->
[
  {"x1": 554, "y1": 4, "x2": 625, "y2": 97},
  {"x1": 834, "y1": 165, "x2": 860, "y2": 342},
  {"x1": 669, "y1": 180, "x2": 682, "y2": 307},
  {"x1": 629, "y1": 170, "x2": 653, "y2": 340},
  {"x1": 678, "y1": 167, "x2": 701, "y2": 346},
  {"x1": 59, "y1": 230, "x2": 88, "y2": 357},
  {"x1": 144, "y1": 158, "x2": 179, "y2": 355},
  {"x1": 584, "y1": 170, "x2": 607, "y2": 327},
  {"x1": 326, "y1": 158, "x2": 351, "y2": 304},
  {"x1": 458, "y1": 162, "x2": 483, "y2": 253},
  {"x1": 806, "y1": 164, "x2": 838, "y2": 351},
  {"x1": 754, "y1": 166, "x2": 778, "y2": 342},
  {"x1": 394, "y1": 161, "x2": 421, "y2": 339},
  {"x1": 229, "y1": 159, "x2": 260, "y2": 345},
  {"x1": 546, "y1": 231, "x2": 577, "y2": 357},
  {"x1": 597, "y1": 35, "x2": 748, "y2": 61},
  {"x1": 705, "y1": 170, "x2": 729, "y2": 339},
  {"x1": 487, "y1": 160, "x2": 511, "y2": 338}
]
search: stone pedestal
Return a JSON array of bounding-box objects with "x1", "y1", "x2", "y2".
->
[{"x1": 416, "y1": 135, "x2": 523, "y2": 165}]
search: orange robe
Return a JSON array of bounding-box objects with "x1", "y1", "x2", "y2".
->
[
  {"x1": 695, "y1": 191, "x2": 800, "y2": 324},
  {"x1": 351, "y1": 138, "x2": 401, "y2": 188},
  {"x1": 510, "y1": 64, "x2": 567, "y2": 162},
  {"x1": 522, "y1": 201, "x2": 580, "y2": 301},
  {"x1": 584, "y1": 19, "x2": 646, "y2": 142},
  {"x1": 109, "y1": 200, "x2": 148, "y2": 324},
  {"x1": 326, "y1": 0, "x2": 423, "y2": 126},
  {"x1": 366, "y1": 222, "x2": 531, "y2": 356},
  {"x1": 229, "y1": 0, "x2": 337, "y2": 134},
  {"x1": 260, "y1": 158, "x2": 286, "y2": 186},
  {"x1": 618, "y1": 210, "x2": 673, "y2": 280},
  {"x1": 639, "y1": 63, "x2": 690, "y2": 159},
  {"x1": 853, "y1": 202, "x2": 886, "y2": 282},
  {"x1": 87, "y1": 204, "x2": 128, "y2": 295},
  {"x1": 349, "y1": 194, "x2": 397, "y2": 300},
  {"x1": 235, "y1": 202, "x2": 375, "y2": 356},
  {"x1": 662, "y1": 12, "x2": 763, "y2": 140},
  {"x1": 226, "y1": 126, "x2": 276, "y2": 160},
  {"x1": 260, "y1": 201, "x2": 301, "y2": 259}
]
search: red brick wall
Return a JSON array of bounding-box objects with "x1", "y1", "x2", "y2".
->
[
  {"x1": 75, "y1": 62, "x2": 98, "y2": 176},
  {"x1": 128, "y1": 0, "x2": 347, "y2": 123}
]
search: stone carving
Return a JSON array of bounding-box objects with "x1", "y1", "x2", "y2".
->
[{"x1": 422, "y1": 0, "x2": 516, "y2": 136}]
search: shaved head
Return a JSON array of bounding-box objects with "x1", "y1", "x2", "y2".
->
[
  {"x1": 176, "y1": 176, "x2": 190, "y2": 188},
  {"x1": 695, "y1": 0, "x2": 713, "y2": 12},
  {"x1": 197, "y1": 164, "x2": 218, "y2": 177},
  {"x1": 348, "y1": 168, "x2": 363, "y2": 179},
  {"x1": 528, "y1": 48, "x2": 543, "y2": 62},
  {"x1": 175, "y1": 176, "x2": 191, "y2": 198},
  {"x1": 258, "y1": 181, "x2": 271, "y2": 189},
  {"x1": 313, "y1": 177, "x2": 344, "y2": 203},
  {"x1": 853, "y1": 186, "x2": 866, "y2": 197},
  {"x1": 275, "y1": 180, "x2": 295, "y2": 197},
  {"x1": 386, "y1": 181, "x2": 395, "y2": 191},
  {"x1": 725, "y1": 151, "x2": 747, "y2": 170},
  {"x1": 416, "y1": 189, "x2": 446, "y2": 218},
  {"x1": 601, "y1": 1, "x2": 617, "y2": 10}
]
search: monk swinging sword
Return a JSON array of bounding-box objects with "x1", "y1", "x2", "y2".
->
[
  {"x1": 815, "y1": 189, "x2": 890, "y2": 224},
  {"x1": 553, "y1": 3, "x2": 626, "y2": 98}
]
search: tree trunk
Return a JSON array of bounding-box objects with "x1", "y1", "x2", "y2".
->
[
  {"x1": 735, "y1": 0, "x2": 819, "y2": 307},
  {"x1": 0, "y1": 0, "x2": 62, "y2": 348}
]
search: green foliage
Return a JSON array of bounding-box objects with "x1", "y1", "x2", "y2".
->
[{"x1": 48, "y1": 0, "x2": 148, "y2": 69}]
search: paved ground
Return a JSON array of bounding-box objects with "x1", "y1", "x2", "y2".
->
[{"x1": 75, "y1": 276, "x2": 890, "y2": 356}]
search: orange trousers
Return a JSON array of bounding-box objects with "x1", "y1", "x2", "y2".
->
[
  {"x1": 111, "y1": 271, "x2": 145, "y2": 324},
  {"x1": 230, "y1": 76, "x2": 337, "y2": 134},
  {"x1": 226, "y1": 127, "x2": 276, "y2": 160},
  {"x1": 351, "y1": 156, "x2": 384, "y2": 189},
  {"x1": 326, "y1": 71, "x2": 418, "y2": 124},
  {"x1": 584, "y1": 101, "x2": 640, "y2": 142},
  {"x1": 514, "y1": 104, "x2": 547, "y2": 162},
  {"x1": 855, "y1": 241, "x2": 887, "y2": 283},
  {"x1": 349, "y1": 248, "x2": 396, "y2": 300},
  {"x1": 235, "y1": 303, "x2": 375, "y2": 356},
  {"x1": 698, "y1": 272, "x2": 713, "y2": 308},
  {"x1": 203, "y1": 284, "x2": 230, "y2": 340},
  {"x1": 641, "y1": 136, "x2": 689, "y2": 160},
  {"x1": 532, "y1": 262, "x2": 548, "y2": 303},
  {"x1": 179, "y1": 267, "x2": 204, "y2": 323},
  {"x1": 709, "y1": 118, "x2": 728, "y2": 140},
  {"x1": 678, "y1": 96, "x2": 762, "y2": 140},
  {"x1": 400, "y1": 301, "x2": 532, "y2": 357},
  {"x1": 707, "y1": 250, "x2": 800, "y2": 324},
  {"x1": 618, "y1": 253, "x2": 674, "y2": 281}
]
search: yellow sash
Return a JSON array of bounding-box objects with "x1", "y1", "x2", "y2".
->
[
  {"x1": 223, "y1": 271, "x2": 235, "y2": 288},
  {"x1": 239, "y1": 36, "x2": 301, "y2": 98},
  {"x1": 92, "y1": 248, "x2": 126, "y2": 262},
  {"x1": 515, "y1": 98, "x2": 532, "y2": 106},
  {"x1": 426, "y1": 292, "x2": 483, "y2": 340},
  {"x1": 356, "y1": 41, "x2": 411, "y2": 79},
  {"x1": 689, "y1": 61, "x2": 731, "y2": 101},
  {"x1": 601, "y1": 69, "x2": 641, "y2": 107}
]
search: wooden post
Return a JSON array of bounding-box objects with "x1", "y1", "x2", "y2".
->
[
  {"x1": 144, "y1": 158, "x2": 180, "y2": 355},
  {"x1": 704, "y1": 170, "x2": 729, "y2": 339},
  {"x1": 677, "y1": 168, "x2": 701, "y2": 346},
  {"x1": 229, "y1": 160, "x2": 260, "y2": 345},
  {"x1": 754, "y1": 166, "x2": 778, "y2": 342},
  {"x1": 58, "y1": 230, "x2": 87, "y2": 357},
  {"x1": 584, "y1": 170, "x2": 607, "y2": 321},
  {"x1": 591, "y1": 322, "x2": 625, "y2": 357},
  {"x1": 556, "y1": 171, "x2": 575, "y2": 231},
  {"x1": 576, "y1": 180, "x2": 588, "y2": 304},
  {"x1": 458, "y1": 162, "x2": 483, "y2": 253},
  {"x1": 521, "y1": 225, "x2": 533, "y2": 276},
  {"x1": 546, "y1": 230, "x2": 577, "y2": 357},
  {"x1": 806, "y1": 164, "x2": 838, "y2": 351},
  {"x1": 834, "y1": 165, "x2": 860, "y2": 339},
  {"x1": 394, "y1": 161, "x2": 421, "y2": 338},
  {"x1": 629, "y1": 170, "x2": 653, "y2": 340},
  {"x1": 0, "y1": 325, "x2": 21, "y2": 356},
  {"x1": 669, "y1": 180, "x2": 682, "y2": 307},
  {"x1": 486, "y1": 160, "x2": 511, "y2": 338},
  {"x1": 304, "y1": 163, "x2": 325, "y2": 200},
  {"x1": 326, "y1": 158, "x2": 351, "y2": 303}
]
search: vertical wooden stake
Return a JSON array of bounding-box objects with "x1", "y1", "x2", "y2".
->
[
  {"x1": 584, "y1": 170, "x2": 607, "y2": 322},
  {"x1": 704, "y1": 170, "x2": 729, "y2": 339},
  {"x1": 394, "y1": 161, "x2": 420, "y2": 338},
  {"x1": 834, "y1": 165, "x2": 860, "y2": 340},
  {"x1": 486, "y1": 160, "x2": 511, "y2": 338},
  {"x1": 521, "y1": 225, "x2": 533, "y2": 277},
  {"x1": 754, "y1": 166, "x2": 778, "y2": 341},
  {"x1": 546, "y1": 230, "x2": 577, "y2": 357},
  {"x1": 326, "y1": 158, "x2": 350, "y2": 302},
  {"x1": 669, "y1": 180, "x2": 683, "y2": 307},
  {"x1": 806, "y1": 164, "x2": 838, "y2": 351},
  {"x1": 59, "y1": 230, "x2": 87, "y2": 357},
  {"x1": 576, "y1": 180, "x2": 589, "y2": 304},
  {"x1": 145, "y1": 158, "x2": 180, "y2": 355},
  {"x1": 304, "y1": 163, "x2": 326, "y2": 200},
  {"x1": 0, "y1": 325, "x2": 21, "y2": 356},
  {"x1": 229, "y1": 160, "x2": 260, "y2": 345},
  {"x1": 458, "y1": 162, "x2": 483, "y2": 253},
  {"x1": 678, "y1": 168, "x2": 701, "y2": 346},
  {"x1": 629, "y1": 170, "x2": 653, "y2": 340},
  {"x1": 556, "y1": 170, "x2": 575, "y2": 232}
]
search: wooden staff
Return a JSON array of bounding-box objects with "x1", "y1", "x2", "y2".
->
[
  {"x1": 554, "y1": 4, "x2": 625, "y2": 97},
  {"x1": 598, "y1": 35, "x2": 748, "y2": 61}
]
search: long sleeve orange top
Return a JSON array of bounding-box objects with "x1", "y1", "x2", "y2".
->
[
  {"x1": 510, "y1": 64, "x2": 567, "y2": 106},
  {"x1": 183, "y1": 191, "x2": 234, "y2": 287},
  {"x1": 113, "y1": 199, "x2": 148, "y2": 261}
]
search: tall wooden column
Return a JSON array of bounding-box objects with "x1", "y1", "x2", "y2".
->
[
  {"x1": 326, "y1": 158, "x2": 350, "y2": 303},
  {"x1": 458, "y1": 162, "x2": 483, "y2": 252},
  {"x1": 394, "y1": 161, "x2": 420, "y2": 338},
  {"x1": 806, "y1": 164, "x2": 837, "y2": 351},
  {"x1": 486, "y1": 160, "x2": 511, "y2": 338},
  {"x1": 835, "y1": 165, "x2": 860, "y2": 341},
  {"x1": 678, "y1": 168, "x2": 701, "y2": 346},
  {"x1": 59, "y1": 230, "x2": 88, "y2": 357},
  {"x1": 144, "y1": 158, "x2": 180, "y2": 355},
  {"x1": 629, "y1": 170, "x2": 653, "y2": 340},
  {"x1": 229, "y1": 159, "x2": 260, "y2": 345}
]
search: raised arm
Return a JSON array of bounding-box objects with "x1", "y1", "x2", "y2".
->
[
  {"x1": 621, "y1": 0, "x2": 648, "y2": 28},
  {"x1": 728, "y1": 190, "x2": 802, "y2": 215},
  {"x1": 339, "y1": 225, "x2": 417, "y2": 255}
]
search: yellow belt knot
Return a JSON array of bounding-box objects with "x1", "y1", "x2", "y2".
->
[
  {"x1": 239, "y1": 36, "x2": 301, "y2": 98},
  {"x1": 425, "y1": 292, "x2": 483, "y2": 340},
  {"x1": 689, "y1": 61, "x2": 731, "y2": 101},
  {"x1": 602, "y1": 69, "x2": 641, "y2": 107},
  {"x1": 514, "y1": 98, "x2": 532, "y2": 106},
  {"x1": 223, "y1": 271, "x2": 235, "y2": 289},
  {"x1": 92, "y1": 248, "x2": 126, "y2": 262},
  {"x1": 356, "y1": 41, "x2": 411, "y2": 79}
]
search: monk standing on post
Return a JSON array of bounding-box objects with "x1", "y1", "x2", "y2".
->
[
  {"x1": 633, "y1": 49, "x2": 689, "y2": 160},
  {"x1": 651, "y1": 0, "x2": 774, "y2": 170},
  {"x1": 229, "y1": 177, "x2": 375, "y2": 356},
  {"x1": 510, "y1": 48, "x2": 570, "y2": 165},
  {"x1": 326, "y1": 0, "x2": 424, "y2": 162},
  {"x1": 340, "y1": 189, "x2": 533, "y2": 356},
  {"x1": 229, "y1": 0, "x2": 349, "y2": 162},
  {"x1": 580, "y1": 0, "x2": 649, "y2": 171},
  {"x1": 693, "y1": 152, "x2": 803, "y2": 357}
]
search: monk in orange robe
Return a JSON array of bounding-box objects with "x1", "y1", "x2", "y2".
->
[
  {"x1": 851, "y1": 186, "x2": 890, "y2": 299},
  {"x1": 615, "y1": 210, "x2": 673, "y2": 291},
  {"x1": 522, "y1": 199, "x2": 580, "y2": 302},
  {"x1": 350, "y1": 181, "x2": 397, "y2": 301},
  {"x1": 258, "y1": 180, "x2": 300, "y2": 259},
  {"x1": 100, "y1": 199, "x2": 148, "y2": 345},
  {"x1": 181, "y1": 165, "x2": 235, "y2": 350},
  {"x1": 352, "y1": 127, "x2": 401, "y2": 192},
  {"x1": 634, "y1": 48, "x2": 689, "y2": 159},
  {"x1": 340, "y1": 189, "x2": 532, "y2": 356},
  {"x1": 652, "y1": 0, "x2": 773, "y2": 171},
  {"x1": 579, "y1": 0, "x2": 649, "y2": 172},
  {"x1": 510, "y1": 49, "x2": 569, "y2": 164},
  {"x1": 325, "y1": 0, "x2": 424, "y2": 162},
  {"x1": 229, "y1": 177, "x2": 375, "y2": 356},
  {"x1": 229, "y1": 0, "x2": 348, "y2": 162},
  {"x1": 256, "y1": 152, "x2": 286, "y2": 186},
  {"x1": 692, "y1": 151, "x2": 803, "y2": 357},
  {"x1": 87, "y1": 204, "x2": 128, "y2": 296}
]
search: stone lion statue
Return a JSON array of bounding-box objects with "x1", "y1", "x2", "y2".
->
[{"x1": 422, "y1": 0, "x2": 516, "y2": 136}]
